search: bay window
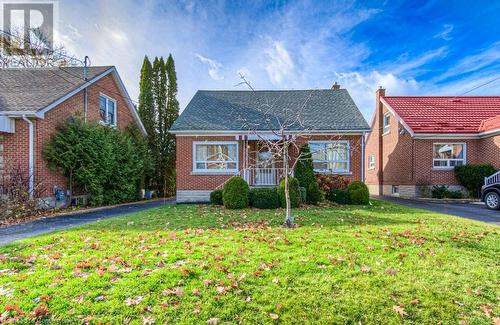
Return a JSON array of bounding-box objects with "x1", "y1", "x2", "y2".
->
[
  {"x1": 193, "y1": 142, "x2": 238, "y2": 172},
  {"x1": 433, "y1": 143, "x2": 466, "y2": 169},
  {"x1": 309, "y1": 141, "x2": 350, "y2": 174}
]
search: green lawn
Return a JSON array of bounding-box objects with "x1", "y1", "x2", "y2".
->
[{"x1": 0, "y1": 201, "x2": 498, "y2": 324}]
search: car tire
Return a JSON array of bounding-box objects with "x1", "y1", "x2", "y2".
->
[{"x1": 484, "y1": 192, "x2": 500, "y2": 210}]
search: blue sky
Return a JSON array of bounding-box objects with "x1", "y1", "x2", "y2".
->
[{"x1": 56, "y1": 0, "x2": 500, "y2": 118}]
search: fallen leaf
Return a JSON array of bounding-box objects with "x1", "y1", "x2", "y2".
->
[
  {"x1": 270, "y1": 313, "x2": 279, "y2": 320},
  {"x1": 142, "y1": 316, "x2": 155, "y2": 325},
  {"x1": 125, "y1": 296, "x2": 143, "y2": 306},
  {"x1": 361, "y1": 265, "x2": 371, "y2": 273},
  {"x1": 409, "y1": 298, "x2": 419, "y2": 305},
  {"x1": 191, "y1": 288, "x2": 201, "y2": 296},
  {"x1": 392, "y1": 305, "x2": 407, "y2": 317},
  {"x1": 207, "y1": 318, "x2": 220, "y2": 324},
  {"x1": 480, "y1": 304, "x2": 493, "y2": 318},
  {"x1": 385, "y1": 268, "x2": 398, "y2": 276},
  {"x1": 32, "y1": 304, "x2": 48, "y2": 318}
]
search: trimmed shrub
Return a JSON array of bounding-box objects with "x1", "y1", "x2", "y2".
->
[
  {"x1": 347, "y1": 181, "x2": 369, "y2": 205},
  {"x1": 249, "y1": 187, "x2": 280, "y2": 209},
  {"x1": 210, "y1": 189, "x2": 223, "y2": 205},
  {"x1": 295, "y1": 144, "x2": 316, "y2": 196},
  {"x1": 327, "y1": 188, "x2": 350, "y2": 204},
  {"x1": 222, "y1": 176, "x2": 249, "y2": 209},
  {"x1": 307, "y1": 182, "x2": 321, "y2": 205},
  {"x1": 299, "y1": 187, "x2": 307, "y2": 204},
  {"x1": 454, "y1": 164, "x2": 497, "y2": 197},
  {"x1": 278, "y1": 176, "x2": 300, "y2": 208},
  {"x1": 316, "y1": 174, "x2": 349, "y2": 192}
]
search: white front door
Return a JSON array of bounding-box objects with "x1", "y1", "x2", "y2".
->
[{"x1": 255, "y1": 147, "x2": 275, "y2": 185}]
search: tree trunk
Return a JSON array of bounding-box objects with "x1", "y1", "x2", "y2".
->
[{"x1": 284, "y1": 145, "x2": 293, "y2": 227}]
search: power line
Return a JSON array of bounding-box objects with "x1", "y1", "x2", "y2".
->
[{"x1": 458, "y1": 76, "x2": 500, "y2": 96}]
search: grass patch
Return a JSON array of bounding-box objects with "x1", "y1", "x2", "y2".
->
[{"x1": 0, "y1": 201, "x2": 498, "y2": 324}]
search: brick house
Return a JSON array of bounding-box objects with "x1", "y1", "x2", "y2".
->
[
  {"x1": 170, "y1": 87, "x2": 370, "y2": 202},
  {"x1": 0, "y1": 66, "x2": 146, "y2": 206},
  {"x1": 365, "y1": 88, "x2": 500, "y2": 197}
]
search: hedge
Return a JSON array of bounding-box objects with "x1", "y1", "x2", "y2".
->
[
  {"x1": 278, "y1": 176, "x2": 300, "y2": 208},
  {"x1": 210, "y1": 189, "x2": 223, "y2": 205},
  {"x1": 327, "y1": 189, "x2": 350, "y2": 204},
  {"x1": 454, "y1": 164, "x2": 497, "y2": 197},
  {"x1": 249, "y1": 187, "x2": 280, "y2": 209},
  {"x1": 222, "y1": 176, "x2": 249, "y2": 209}
]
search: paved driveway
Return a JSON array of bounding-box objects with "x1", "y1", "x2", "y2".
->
[
  {"x1": 0, "y1": 199, "x2": 174, "y2": 245},
  {"x1": 380, "y1": 196, "x2": 500, "y2": 225}
]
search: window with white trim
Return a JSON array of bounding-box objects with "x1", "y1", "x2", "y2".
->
[
  {"x1": 382, "y1": 112, "x2": 390, "y2": 134},
  {"x1": 193, "y1": 142, "x2": 238, "y2": 172},
  {"x1": 433, "y1": 143, "x2": 466, "y2": 169},
  {"x1": 99, "y1": 94, "x2": 116, "y2": 126},
  {"x1": 368, "y1": 154, "x2": 375, "y2": 170},
  {"x1": 309, "y1": 141, "x2": 350, "y2": 173}
]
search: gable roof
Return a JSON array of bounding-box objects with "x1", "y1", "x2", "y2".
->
[
  {"x1": 0, "y1": 66, "x2": 111, "y2": 112},
  {"x1": 170, "y1": 89, "x2": 369, "y2": 133},
  {"x1": 0, "y1": 66, "x2": 146, "y2": 135},
  {"x1": 382, "y1": 96, "x2": 500, "y2": 134}
]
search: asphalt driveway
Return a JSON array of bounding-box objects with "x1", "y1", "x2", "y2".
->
[
  {"x1": 0, "y1": 199, "x2": 174, "y2": 245},
  {"x1": 380, "y1": 196, "x2": 500, "y2": 225}
]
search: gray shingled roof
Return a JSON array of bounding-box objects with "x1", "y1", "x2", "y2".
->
[
  {"x1": 0, "y1": 66, "x2": 112, "y2": 112},
  {"x1": 170, "y1": 89, "x2": 369, "y2": 132}
]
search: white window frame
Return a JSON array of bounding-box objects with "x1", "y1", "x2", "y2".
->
[
  {"x1": 99, "y1": 93, "x2": 117, "y2": 127},
  {"x1": 368, "y1": 154, "x2": 375, "y2": 170},
  {"x1": 308, "y1": 140, "x2": 350, "y2": 174},
  {"x1": 192, "y1": 141, "x2": 239, "y2": 174},
  {"x1": 432, "y1": 142, "x2": 466, "y2": 170},
  {"x1": 382, "y1": 112, "x2": 391, "y2": 134}
]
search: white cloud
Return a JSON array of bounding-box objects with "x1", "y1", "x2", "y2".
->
[
  {"x1": 263, "y1": 41, "x2": 294, "y2": 86},
  {"x1": 434, "y1": 24, "x2": 454, "y2": 41},
  {"x1": 195, "y1": 54, "x2": 223, "y2": 80}
]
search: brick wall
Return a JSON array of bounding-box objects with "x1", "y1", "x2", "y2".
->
[
  {"x1": 176, "y1": 134, "x2": 364, "y2": 192},
  {"x1": 478, "y1": 135, "x2": 500, "y2": 169},
  {"x1": 365, "y1": 89, "x2": 384, "y2": 195},
  {"x1": 0, "y1": 72, "x2": 138, "y2": 199}
]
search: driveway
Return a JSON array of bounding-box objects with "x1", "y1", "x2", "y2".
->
[
  {"x1": 0, "y1": 199, "x2": 174, "y2": 245},
  {"x1": 380, "y1": 196, "x2": 500, "y2": 225}
]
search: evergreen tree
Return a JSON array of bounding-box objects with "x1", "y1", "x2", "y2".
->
[
  {"x1": 295, "y1": 144, "x2": 317, "y2": 203},
  {"x1": 138, "y1": 56, "x2": 155, "y2": 189},
  {"x1": 165, "y1": 54, "x2": 179, "y2": 195}
]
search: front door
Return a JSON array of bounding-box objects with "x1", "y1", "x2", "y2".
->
[{"x1": 255, "y1": 147, "x2": 275, "y2": 186}]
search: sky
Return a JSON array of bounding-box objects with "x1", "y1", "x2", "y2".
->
[{"x1": 54, "y1": 0, "x2": 500, "y2": 119}]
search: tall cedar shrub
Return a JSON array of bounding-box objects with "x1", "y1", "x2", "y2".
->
[
  {"x1": 278, "y1": 177, "x2": 300, "y2": 208},
  {"x1": 43, "y1": 118, "x2": 147, "y2": 206},
  {"x1": 454, "y1": 164, "x2": 497, "y2": 197},
  {"x1": 222, "y1": 176, "x2": 249, "y2": 209},
  {"x1": 249, "y1": 187, "x2": 280, "y2": 209},
  {"x1": 295, "y1": 144, "x2": 317, "y2": 202},
  {"x1": 347, "y1": 181, "x2": 369, "y2": 205}
]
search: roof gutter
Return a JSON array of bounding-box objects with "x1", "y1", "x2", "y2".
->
[{"x1": 169, "y1": 129, "x2": 371, "y2": 135}]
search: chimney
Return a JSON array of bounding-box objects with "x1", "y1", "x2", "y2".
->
[
  {"x1": 331, "y1": 82, "x2": 340, "y2": 90},
  {"x1": 376, "y1": 86, "x2": 385, "y2": 98}
]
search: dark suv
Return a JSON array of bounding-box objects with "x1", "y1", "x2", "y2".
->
[{"x1": 481, "y1": 184, "x2": 500, "y2": 210}]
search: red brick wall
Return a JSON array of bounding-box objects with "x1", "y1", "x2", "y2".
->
[
  {"x1": 478, "y1": 135, "x2": 500, "y2": 169},
  {"x1": 0, "y1": 72, "x2": 139, "y2": 198},
  {"x1": 0, "y1": 120, "x2": 30, "y2": 175},
  {"x1": 176, "y1": 134, "x2": 364, "y2": 191}
]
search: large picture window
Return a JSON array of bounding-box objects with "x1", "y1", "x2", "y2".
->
[
  {"x1": 193, "y1": 142, "x2": 238, "y2": 172},
  {"x1": 99, "y1": 94, "x2": 116, "y2": 126},
  {"x1": 309, "y1": 141, "x2": 350, "y2": 173},
  {"x1": 433, "y1": 143, "x2": 466, "y2": 169}
]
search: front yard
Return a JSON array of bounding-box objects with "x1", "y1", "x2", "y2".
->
[{"x1": 0, "y1": 201, "x2": 498, "y2": 324}]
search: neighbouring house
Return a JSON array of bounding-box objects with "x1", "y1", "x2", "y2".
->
[
  {"x1": 365, "y1": 88, "x2": 500, "y2": 197},
  {"x1": 170, "y1": 87, "x2": 370, "y2": 202},
  {"x1": 0, "y1": 66, "x2": 146, "y2": 207}
]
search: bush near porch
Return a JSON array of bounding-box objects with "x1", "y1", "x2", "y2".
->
[{"x1": 0, "y1": 202, "x2": 498, "y2": 324}]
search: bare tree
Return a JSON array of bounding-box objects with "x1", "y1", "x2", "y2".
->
[
  {"x1": 236, "y1": 75, "x2": 359, "y2": 227},
  {"x1": 0, "y1": 29, "x2": 79, "y2": 68}
]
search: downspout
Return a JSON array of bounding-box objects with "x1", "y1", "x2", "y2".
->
[
  {"x1": 22, "y1": 115, "x2": 34, "y2": 199},
  {"x1": 361, "y1": 132, "x2": 365, "y2": 183}
]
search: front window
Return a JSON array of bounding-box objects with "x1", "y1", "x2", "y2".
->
[
  {"x1": 383, "y1": 112, "x2": 390, "y2": 134},
  {"x1": 99, "y1": 94, "x2": 116, "y2": 126},
  {"x1": 368, "y1": 154, "x2": 375, "y2": 170},
  {"x1": 309, "y1": 141, "x2": 350, "y2": 173},
  {"x1": 433, "y1": 143, "x2": 466, "y2": 169},
  {"x1": 194, "y1": 142, "x2": 238, "y2": 172}
]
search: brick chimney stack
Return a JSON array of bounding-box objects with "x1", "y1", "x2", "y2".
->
[{"x1": 331, "y1": 82, "x2": 340, "y2": 90}]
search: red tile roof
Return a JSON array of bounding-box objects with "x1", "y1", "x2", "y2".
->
[
  {"x1": 382, "y1": 96, "x2": 500, "y2": 134},
  {"x1": 479, "y1": 114, "x2": 500, "y2": 132}
]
